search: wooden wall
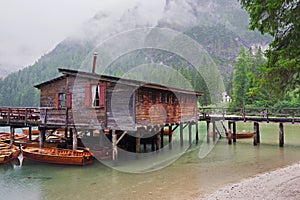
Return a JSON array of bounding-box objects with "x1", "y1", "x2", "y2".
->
[
  {"x1": 135, "y1": 88, "x2": 198, "y2": 126},
  {"x1": 106, "y1": 82, "x2": 135, "y2": 130},
  {"x1": 39, "y1": 78, "x2": 67, "y2": 107},
  {"x1": 70, "y1": 76, "x2": 106, "y2": 128},
  {"x1": 38, "y1": 74, "x2": 198, "y2": 130}
]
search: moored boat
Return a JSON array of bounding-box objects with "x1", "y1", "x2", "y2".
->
[
  {"x1": 0, "y1": 132, "x2": 27, "y2": 143},
  {"x1": 226, "y1": 130, "x2": 254, "y2": 139},
  {"x1": 0, "y1": 142, "x2": 20, "y2": 164},
  {"x1": 21, "y1": 146, "x2": 93, "y2": 166},
  {"x1": 22, "y1": 129, "x2": 40, "y2": 135}
]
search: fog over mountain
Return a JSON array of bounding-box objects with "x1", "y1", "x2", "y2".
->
[{"x1": 0, "y1": 0, "x2": 271, "y2": 106}]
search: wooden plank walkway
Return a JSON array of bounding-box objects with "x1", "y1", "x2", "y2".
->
[{"x1": 199, "y1": 107, "x2": 300, "y2": 124}]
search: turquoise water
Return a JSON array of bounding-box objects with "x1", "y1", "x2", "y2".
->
[{"x1": 1, "y1": 122, "x2": 300, "y2": 200}]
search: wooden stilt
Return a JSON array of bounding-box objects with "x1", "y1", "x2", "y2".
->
[
  {"x1": 195, "y1": 121, "x2": 199, "y2": 144},
  {"x1": 136, "y1": 136, "x2": 141, "y2": 153},
  {"x1": 99, "y1": 130, "x2": 104, "y2": 146},
  {"x1": 232, "y1": 122, "x2": 236, "y2": 143},
  {"x1": 156, "y1": 132, "x2": 161, "y2": 150},
  {"x1": 112, "y1": 130, "x2": 118, "y2": 162},
  {"x1": 151, "y1": 139, "x2": 155, "y2": 151},
  {"x1": 188, "y1": 122, "x2": 192, "y2": 146},
  {"x1": 206, "y1": 120, "x2": 210, "y2": 143},
  {"x1": 73, "y1": 129, "x2": 78, "y2": 151},
  {"x1": 160, "y1": 127, "x2": 164, "y2": 148},
  {"x1": 227, "y1": 121, "x2": 232, "y2": 145},
  {"x1": 168, "y1": 125, "x2": 172, "y2": 143},
  {"x1": 39, "y1": 128, "x2": 45, "y2": 148},
  {"x1": 253, "y1": 122, "x2": 258, "y2": 146},
  {"x1": 143, "y1": 142, "x2": 147, "y2": 152},
  {"x1": 279, "y1": 123, "x2": 284, "y2": 147},
  {"x1": 180, "y1": 123, "x2": 183, "y2": 147},
  {"x1": 212, "y1": 120, "x2": 216, "y2": 142},
  {"x1": 28, "y1": 126, "x2": 32, "y2": 141},
  {"x1": 256, "y1": 122, "x2": 260, "y2": 143},
  {"x1": 169, "y1": 125, "x2": 172, "y2": 149},
  {"x1": 64, "y1": 127, "x2": 68, "y2": 138},
  {"x1": 70, "y1": 128, "x2": 73, "y2": 144},
  {"x1": 10, "y1": 126, "x2": 15, "y2": 146}
]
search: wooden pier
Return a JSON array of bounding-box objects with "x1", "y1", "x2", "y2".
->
[{"x1": 199, "y1": 107, "x2": 300, "y2": 147}]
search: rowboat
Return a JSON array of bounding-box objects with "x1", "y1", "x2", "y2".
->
[
  {"x1": 0, "y1": 132, "x2": 27, "y2": 143},
  {"x1": 0, "y1": 142, "x2": 20, "y2": 164},
  {"x1": 226, "y1": 130, "x2": 254, "y2": 139},
  {"x1": 22, "y1": 129, "x2": 40, "y2": 135},
  {"x1": 21, "y1": 146, "x2": 93, "y2": 166}
]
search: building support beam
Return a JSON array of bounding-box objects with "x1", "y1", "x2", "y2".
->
[
  {"x1": 72, "y1": 129, "x2": 78, "y2": 151},
  {"x1": 112, "y1": 130, "x2": 118, "y2": 161}
]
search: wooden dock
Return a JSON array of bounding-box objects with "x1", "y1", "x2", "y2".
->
[
  {"x1": 1, "y1": 106, "x2": 299, "y2": 159},
  {"x1": 199, "y1": 107, "x2": 300, "y2": 147}
]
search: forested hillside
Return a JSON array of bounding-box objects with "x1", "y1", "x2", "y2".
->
[{"x1": 0, "y1": 0, "x2": 271, "y2": 107}]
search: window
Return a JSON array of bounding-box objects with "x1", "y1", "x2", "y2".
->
[
  {"x1": 85, "y1": 82, "x2": 105, "y2": 108},
  {"x1": 165, "y1": 93, "x2": 169, "y2": 104},
  {"x1": 159, "y1": 93, "x2": 163, "y2": 103},
  {"x1": 91, "y1": 85, "x2": 100, "y2": 107},
  {"x1": 58, "y1": 93, "x2": 66, "y2": 107}
]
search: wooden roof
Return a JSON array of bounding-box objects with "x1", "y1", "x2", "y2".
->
[{"x1": 35, "y1": 68, "x2": 204, "y2": 96}]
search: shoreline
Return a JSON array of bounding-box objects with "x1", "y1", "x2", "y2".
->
[{"x1": 200, "y1": 162, "x2": 300, "y2": 200}]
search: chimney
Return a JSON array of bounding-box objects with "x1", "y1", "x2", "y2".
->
[{"x1": 92, "y1": 52, "x2": 98, "y2": 73}]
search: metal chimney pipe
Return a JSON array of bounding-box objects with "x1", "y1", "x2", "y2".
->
[{"x1": 92, "y1": 52, "x2": 98, "y2": 73}]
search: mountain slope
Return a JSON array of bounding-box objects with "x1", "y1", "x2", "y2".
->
[{"x1": 0, "y1": 0, "x2": 271, "y2": 106}]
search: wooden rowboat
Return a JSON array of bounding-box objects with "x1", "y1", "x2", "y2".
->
[
  {"x1": 0, "y1": 142, "x2": 20, "y2": 164},
  {"x1": 22, "y1": 129, "x2": 40, "y2": 135},
  {"x1": 0, "y1": 133, "x2": 27, "y2": 143},
  {"x1": 226, "y1": 131, "x2": 254, "y2": 139},
  {"x1": 21, "y1": 146, "x2": 93, "y2": 166}
]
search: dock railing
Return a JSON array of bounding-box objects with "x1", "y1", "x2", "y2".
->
[
  {"x1": 199, "y1": 107, "x2": 300, "y2": 123},
  {"x1": 0, "y1": 107, "x2": 40, "y2": 125},
  {"x1": 0, "y1": 106, "x2": 74, "y2": 127}
]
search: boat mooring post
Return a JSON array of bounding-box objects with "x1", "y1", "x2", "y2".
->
[
  {"x1": 279, "y1": 123, "x2": 284, "y2": 147},
  {"x1": 254, "y1": 122, "x2": 260, "y2": 145},
  {"x1": 10, "y1": 126, "x2": 15, "y2": 146}
]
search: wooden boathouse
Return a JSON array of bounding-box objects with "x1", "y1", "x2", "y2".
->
[{"x1": 31, "y1": 66, "x2": 203, "y2": 160}]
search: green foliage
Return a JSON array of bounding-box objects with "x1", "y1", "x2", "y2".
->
[
  {"x1": 239, "y1": 0, "x2": 300, "y2": 96},
  {"x1": 231, "y1": 47, "x2": 268, "y2": 107}
]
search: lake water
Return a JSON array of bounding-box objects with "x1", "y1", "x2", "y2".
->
[{"x1": 1, "y1": 122, "x2": 300, "y2": 200}]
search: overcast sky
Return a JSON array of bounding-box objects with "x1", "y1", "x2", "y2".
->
[{"x1": 0, "y1": 0, "x2": 144, "y2": 70}]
